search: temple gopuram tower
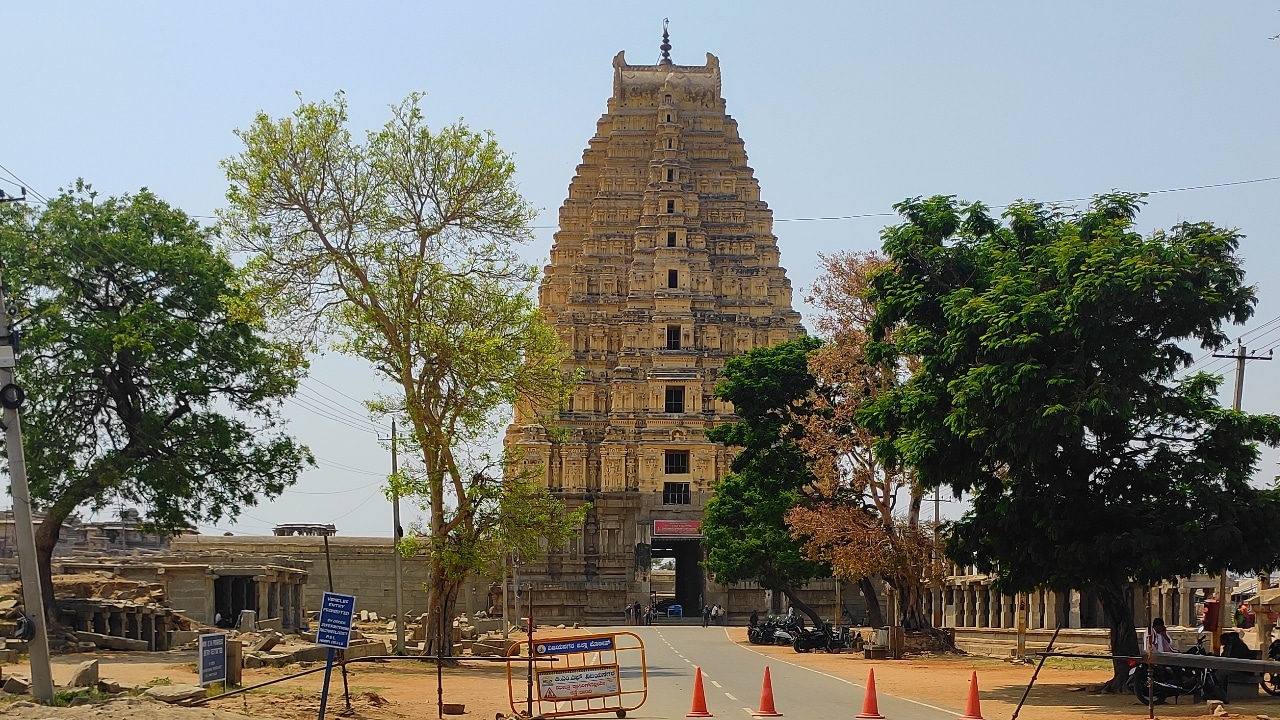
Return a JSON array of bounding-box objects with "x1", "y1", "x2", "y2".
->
[{"x1": 506, "y1": 29, "x2": 804, "y2": 622}]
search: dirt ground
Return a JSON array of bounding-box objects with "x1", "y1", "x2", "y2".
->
[
  {"x1": 721, "y1": 627, "x2": 1280, "y2": 719},
  {"x1": 4, "y1": 626, "x2": 1280, "y2": 719}
]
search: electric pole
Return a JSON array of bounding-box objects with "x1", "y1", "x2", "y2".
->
[
  {"x1": 1209, "y1": 340, "x2": 1272, "y2": 652},
  {"x1": 0, "y1": 243, "x2": 55, "y2": 702},
  {"x1": 391, "y1": 418, "x2": 406, "y2": 655}
]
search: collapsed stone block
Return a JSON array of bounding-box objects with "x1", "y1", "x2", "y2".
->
[{"x1": 68, "y1": 659, "x2": 99, "y2": 688}]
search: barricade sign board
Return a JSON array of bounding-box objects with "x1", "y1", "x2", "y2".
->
[
  {"x1": 508, "y1": 631, "x2": 648, "y2": 718},
  {"x1": 316, "y1": 591, "x2": 356, "y2": 649},
  {"x1": 198, "y1": 632, "x2": 227, "y2": 686},
  {"x1": 535, "y1": 635, "x2": 615, "y2": 655},
  {"x1": 537, "y1": 664, "x2": 621, "y2": 701}
]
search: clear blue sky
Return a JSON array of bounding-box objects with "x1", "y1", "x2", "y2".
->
[{"x1": 3, "y1": 2, "x2": 1279, "y2": 536}]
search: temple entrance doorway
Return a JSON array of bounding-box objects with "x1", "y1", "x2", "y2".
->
[{"x1": 650, "y1": 538, "x2": 703, "y2": 617}]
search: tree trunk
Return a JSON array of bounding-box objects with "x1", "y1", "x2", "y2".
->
[
  {"x1": 780, "y1": 588, "x2": 825, "y2": 629},
  {"x1": 1096, "y1": 578, "x2": 1140, "y2": 692},
  {"x1": 33, "y1": 506, "x2": 72, "y2": 624},
  {"x1": 892, "y1": 574, "x2": 932, "y2": 630},
  {"x1": 858, "y1": 577, "x2": 885, "y2": 627}
]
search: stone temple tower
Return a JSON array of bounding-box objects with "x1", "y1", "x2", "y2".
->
[{"x1": 505, "y1": 29, "x2": 804, "y2": 622}]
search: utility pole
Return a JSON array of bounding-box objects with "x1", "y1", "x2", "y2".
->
[
  {"x1": 391, "y1": 419, "x2": 406, "y2": 655},
  {"x1": 1209, "y1": 340, "x2": 1272, "y2": 653},
  {"x1": 0, "y1": 249, "x2": 55, "y2": 703}
]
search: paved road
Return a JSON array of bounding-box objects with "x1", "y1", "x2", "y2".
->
[{"x1": 607, "y1": 625, "x2": 960, "y2": 720}]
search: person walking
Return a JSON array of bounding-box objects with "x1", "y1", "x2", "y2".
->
[{"x1": 702, "y1": 605, "x2": 711, "y2": 628}]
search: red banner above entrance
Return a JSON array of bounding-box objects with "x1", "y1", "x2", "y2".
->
[{"x1": 653, "y1": 520, "x2": 702, "y2": 537}]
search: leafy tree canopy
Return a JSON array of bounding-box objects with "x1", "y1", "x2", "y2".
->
[
  {"x1": 0, "y1": 183, "x2": 311, "y2": 612},
  {"x1": 703, "y1": 336, "x2": 828, "y2": 619},
  {"x1": 220, "y1": 93, "x2": 571, "y2": 653},
  {"x1": 863, "y1": 192, "x2": 1280, "y2": 673}
]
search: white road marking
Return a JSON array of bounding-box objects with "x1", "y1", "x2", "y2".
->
[
  {"x1": 721, "y1": 627, "x2": 958, "y2": 716},
  {"x1": 741, "y1": 707, "x2": 753, "y2": 715},
  {"x1": 725, "y1": 692, "x2": 737, "y2": 701},
  {"x1": 711, "y1": 680, "x2": 723, "y2": 688}
]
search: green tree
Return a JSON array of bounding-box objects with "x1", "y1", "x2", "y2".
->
[
  {"x1": 703, "y1": 336, "x2": 834, "y2": 626},
  {"x1": 0, "y1": 184, "x2": 311, "y2": 617},
  {"x1": 221, "y1": 93, "x2": 571, "y2": 653},
  {"x1": 864, "y1": 192, "x2": 1280, "y2": 686}
]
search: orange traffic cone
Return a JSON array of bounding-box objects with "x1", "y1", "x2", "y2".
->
[
  {"x1": 855, "y1": 667, "x2": 885, "y2": 719},
  {"x1": 958, "y1": 671, "x2": 983, "y2": 720},
  {"x1": 687, "y1": 666, "x2": 713, "y2": 717},
  {"x1": 752, "y1": 666, "x2": 783, "y2": 717}
]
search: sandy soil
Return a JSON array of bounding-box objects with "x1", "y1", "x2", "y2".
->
[
  {"x1": 3, "y1": 626, "x2": 1278, "y2": 719},
  {"x1": 723, "y1": 627, "x2": 1279, "y2": 720}
]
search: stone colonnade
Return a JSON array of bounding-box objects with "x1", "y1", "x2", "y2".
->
[
  {"x1": 61, "y1": 598, "x2": 174, "y2": 650},
  {"x1": 256, "y1": 572, "x2": 304, "y2": 629},
  {"x1": 930, "y1": 568, "x2": 1210, "y2": 631},
  {"x1": 926, "y1": 584, "x2": 1082, "y2": 629}
]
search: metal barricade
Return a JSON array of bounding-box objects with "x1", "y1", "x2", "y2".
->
[{"x1": 506, "y1": 631, "x2": 647, "y2": 718}]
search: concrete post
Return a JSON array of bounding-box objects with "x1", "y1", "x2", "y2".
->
[{"x1": 1259, "y1": 574, "x2": 1273, "y2": 647}]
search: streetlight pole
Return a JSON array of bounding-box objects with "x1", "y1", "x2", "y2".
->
[
  {"x1": 391, "y1": 419, "x2": 406, "y2": 655},
  {"x1": 0, "y1": 262, "x2": 54, "y2": 703}
]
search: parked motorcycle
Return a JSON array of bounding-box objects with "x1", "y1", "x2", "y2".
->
[
  {"x1": 771, "y1": 617, "x2": 803, "y2": 646},
  {"x1": 792, "y1": 623, "x2": 847, "y2": 653},
  {"x1": 1263, "y1": 638, "x2": 1280, "y2": 696},
  {"x1": 1127, "y1": 634, "x2": 1224, "y2": 705},
  {"x1": 747, "y1": 614, "x2": 773, "y2": 640}
]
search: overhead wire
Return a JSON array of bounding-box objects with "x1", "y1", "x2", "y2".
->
[
  {"x1": 313, "y1": 456, "x2": 386, "y2": 477},
  {"x1": 329, "y1": 488, "x2": 384, "y2": 524}
]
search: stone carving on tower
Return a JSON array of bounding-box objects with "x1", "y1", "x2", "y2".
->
[{"x1": 505, "y1": 27, "x2": 804, "y2": 620}]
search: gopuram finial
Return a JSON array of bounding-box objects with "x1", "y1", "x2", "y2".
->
[{"x1": 659, "y1": 18, "x2": 672, "y2": 64}]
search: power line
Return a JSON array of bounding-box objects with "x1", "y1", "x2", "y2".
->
[
  {"x1": 527, "y1": 175, "x2": 1280, "y2": 228},
  {"x1": 306, "y1": 376, "x2": 375, "y2": 409},
  {"x1": 294, "y1": 384, "x2": 382, "y2": 432},
  {"x1": 313, "y1": 456, "x2": 386, "y2": 477},
  {"x1": 329, "y1": 488, "x2": 384, "y2": 524},
  {"x1": 0, "y1": 163, "x2": 48, "y2": 203},
  {"x1": 285, "y1": 480, "x2": 383, "y2": 495}
]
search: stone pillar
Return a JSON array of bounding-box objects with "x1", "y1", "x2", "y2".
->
[
  {"x1": 1069, "y1": 590, "x2": 1082, "y2": 629},
  {"x1": 976, "y1": 586, "x2": 989, "y2": 628},
  {"x1": 1045, "y1": 590, "x2": 1060, "y2": 629},
  {"x1": 933, "y1": 587, "x2": 944, "y2": 628},
  {"x1": 990, "y1": 592, "x2": 1002, "y2": 628},
  {"x1": 142, "y1": 610, "x2": 155, "y2": 651},
  {"x1": 944, "y1": 589, "x2": 957, "y2": 628},
  {"x1": 1001, "y1": 595, "x2": 1015, "y2": 628},
  {"x1": 1177, "y1": 588, "x2": 1192, "y2": 627}
]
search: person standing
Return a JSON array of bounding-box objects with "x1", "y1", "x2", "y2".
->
[
  {"x1": 702, "y1": 605, "x2": 711, "y2": 628},
  {"x1": 750, "y1": 609, "x2": 759, "y2": 627}
]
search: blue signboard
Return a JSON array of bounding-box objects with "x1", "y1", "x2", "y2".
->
[
  {"x1": 534, "y1": 635, "x2": 615, "y2": 656},
  {"x1": 198, "y1": 633, "x2": 227, "y2": 685},
  {"x1": 316, "y1": 591, "x2": 356, "y2": 650}
]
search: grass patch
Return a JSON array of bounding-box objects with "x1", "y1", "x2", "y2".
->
[
  {"x1": 52, "y1": 688, "x2": 111, "y2": 706},
  {"x1": 146, "y1": 676, "x2": 173, "y2": 686},
  {"x1": 1040, "y1": 656, "x2": 1113, "y2": 671}
]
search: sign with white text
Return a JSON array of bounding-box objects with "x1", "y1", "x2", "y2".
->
[
  {"x1": 198, "y1": 633, "x2": 227, "y2": 686},
  {"x1": 316, "y1": 591, "x2": 356, "y2": 650},
  {"x1": 534, "y1": 635, "x2": 615, "y2": 656}
]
